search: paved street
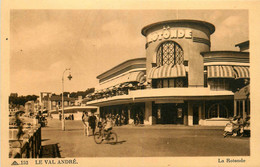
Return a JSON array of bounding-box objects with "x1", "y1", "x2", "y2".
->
[{"x1": 41, "y1": 119, "x2": 250, "y2": 157}]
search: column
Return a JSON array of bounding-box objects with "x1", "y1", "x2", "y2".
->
[
  {"x1": 96, "y1": 107, "x2": 100, "y2": 116},
  {"x1": 188, "y1": 101, "x2": 193, "y2": 126},
  {"x1": 234, "y1": 100, "x2": 237, "y2": 116},
  {"x1": 144, "y1": 101, "x2": 153, "y2": 125},
  {"x1": 243, "y1": 100, "x2": 246, "y2": 120},
  {"x1": 128, "y1": 106, "x2": 133, "y2": 124},
  {"x1": 183, "y1": 103, "x2": 188, "y2": 126},
  {"x1": 198, "y1": 104, "x2": 202, "y2": 125},
  {"x1": 202, "y1": 101, "x2": 206, "y2": 124}
]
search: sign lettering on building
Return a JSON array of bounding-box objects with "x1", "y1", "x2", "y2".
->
[{"x1": 147, "y1": 26, "x2": 192, "y2": 44}]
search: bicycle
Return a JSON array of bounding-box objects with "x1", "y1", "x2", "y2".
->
[{"x1": 94, "y1": 126, "x2": 117, "y2": 144}]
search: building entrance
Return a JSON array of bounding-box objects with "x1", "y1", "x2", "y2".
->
[
  {"x1": 155, "y1": 103, "x2": 184, "y2": 124},
  {"x1": 193, "y1": 106, "x2": 199, "y2": 125}
]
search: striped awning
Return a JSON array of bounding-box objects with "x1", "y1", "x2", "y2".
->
[
  {"x1": 148, "y1": 64, "x2": 186, "y2": 79},
  {"x1": 233, "y1": 66, "x2": 250, "y2": 79},
  {"x1": 207, "y1": 66, "x2": 234, "y2": 78}
]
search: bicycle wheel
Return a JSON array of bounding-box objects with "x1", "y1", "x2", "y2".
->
[
  {"x1": 94, "y1": 132, "x2": 103, "y2": 144},
  {"x1": 109, "y1": 132, "x2": 117, "y2": 144}
]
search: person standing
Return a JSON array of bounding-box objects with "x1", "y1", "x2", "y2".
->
[
  {"x1": 82, "y1": 111, "x2": 89, "y2": 136},
  {"x1": 88, "y1": 112, "x2": 97, "y2": 136}
]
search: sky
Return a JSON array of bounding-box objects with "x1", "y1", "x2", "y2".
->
[{"x1": 10, "y1": 10, "x2": 249, "y2": 96}]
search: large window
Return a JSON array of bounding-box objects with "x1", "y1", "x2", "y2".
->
[
  {"x1": 153, "y1": 41, "x2": 186, "y2": 88},
  {"x1": 208, "y1": 103, "x2": 228, "y2": 118},
  {"x1": 156, "y1": 41, "x2": 184, "y2": 66}
]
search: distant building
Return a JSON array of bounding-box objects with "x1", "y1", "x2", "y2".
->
[{"x1": 50, "y1": 95, "x2": 73, "y2": 110}]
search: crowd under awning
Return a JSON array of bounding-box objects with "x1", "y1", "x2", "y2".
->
[
  {"x1": 87, "y1": 87, "x2": 234, "y2": 106},
  {"x1": 148, "y1": 64, "x2": 186, "y2": 79}
]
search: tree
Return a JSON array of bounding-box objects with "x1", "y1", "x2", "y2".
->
[{"x1": 9, "y1": 94, "x2": 39, "y2": 107}]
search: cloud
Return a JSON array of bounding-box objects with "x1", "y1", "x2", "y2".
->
[{"x1": 211, "y1": 14, "x2": 248, "y2": 50}]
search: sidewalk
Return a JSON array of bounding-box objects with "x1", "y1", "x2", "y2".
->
[
  {"x1": 49, "y1": 119, "x2": 225, "y2": 130},
  {"x1": 114, "y1": 124, "x2": 225, "y2": 130}
]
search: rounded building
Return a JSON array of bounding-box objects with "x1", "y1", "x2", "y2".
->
[{"x1": 87, "y1": 19, "x2": 250, "y2": 126}]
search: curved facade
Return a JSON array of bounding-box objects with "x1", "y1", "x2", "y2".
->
[
  {"x1": 142, "y1": 20, "x2": 215, "y2": 88},
  {"x1": 87, "y1": 20, "x2": 250, "y2": 126}
]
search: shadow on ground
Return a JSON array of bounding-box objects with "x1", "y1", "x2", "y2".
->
[
  {"x1": 105, "y1": 140, "x2": 127, "y2": 145},
  {"x1": 40, "y1": 143, "x2": 61, "y2": 158}
]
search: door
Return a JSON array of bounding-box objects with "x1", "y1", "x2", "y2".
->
[{"x1": 193, "y1": 106, "x2": 199, "y2": 125}]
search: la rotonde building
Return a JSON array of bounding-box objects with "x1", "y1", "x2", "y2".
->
[{"x1": 86, "y1": 19, "x2": 250, "y2": 126}]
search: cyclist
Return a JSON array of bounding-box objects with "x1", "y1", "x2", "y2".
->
[{"x1": 102, "y1": 115, "x2": 113, "y2": 140}]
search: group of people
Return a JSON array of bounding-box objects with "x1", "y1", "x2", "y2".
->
[
  {"x1": 112, "y1": 114, "x2": 127, "y2": 126},
  {"x1": 230, "y1": 115, "x2": 250, "y2": 136},
  {"x1": 82, "y1": 112, "x2": 113, "y2": 138}
]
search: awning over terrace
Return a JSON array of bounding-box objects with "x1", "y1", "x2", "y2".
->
[
  {"x1": 207, "y1": 65, "x2": 234, "y2": 78},
  {"x1": 96, "y1": 71, "x2": 145, "y2": 91},
  {"x1": 233, "y1": 66, "x2": 250, "y2": 79},
  {"x1": 87, "y1": 87, "x2": 234, "y2": 106},
  {"x1": 207, "y1": 65, "x2": 249, "y2": 79}
]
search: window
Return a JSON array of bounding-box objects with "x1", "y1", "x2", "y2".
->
[
  {"x1": 156, "y1": 41, "x2": 184, "y2": 66},
  {"x1": 152, "y1": 78, "x2": 187, "y2": 88},
  {"x1": 208, "y1": 79, "x2": 231, "y2": 91},
  {"x1": 208, "y1": 103, "x2": 228, "y2": 118},
  {"x1": 152, "y1": 41, "x2": 186, "y2": 88}
]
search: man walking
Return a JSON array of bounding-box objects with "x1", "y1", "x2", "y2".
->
[
  {"x1": 82, "y1": 111, "x2": 89, "y2": 136},
  {"x1": 88, "y1": 112, "x2": 97, "y2": 136}
]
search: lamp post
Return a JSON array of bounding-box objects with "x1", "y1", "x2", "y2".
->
[{"x1": 62, "y1": 68, "x2": 72, "y2": 131}]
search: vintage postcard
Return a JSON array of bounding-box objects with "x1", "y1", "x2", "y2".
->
[{"x1": 1, "y1": 0, "x2": 260, "y2": 167}]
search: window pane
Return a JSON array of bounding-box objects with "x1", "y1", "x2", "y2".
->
[
  {"x1": 209, "y1": 105, "x2": 218, "y2": 118},
  {"x1": 169, "y1": 79, "x2": 174, "y2": 87},
  {"x1": 219, "y1": 105, "x2": 228, "y2": 118},
  {"x1": 157, "y1": 80, "x2": 163, "y2": 88},
  {"x1": 176, "y1": 78, "x2": 184, "y2": 87},
  {"x1": 163, "y1": 79, "x2": 168, "y2": 88}
]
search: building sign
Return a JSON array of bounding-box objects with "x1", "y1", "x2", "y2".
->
[{"x1": 147, "y1": 26, "x2": 192, "y2": 44}]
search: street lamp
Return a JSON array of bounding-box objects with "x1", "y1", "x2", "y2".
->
[{"x1": 62, "y1": 68, "x2": 72, "y2": 131}]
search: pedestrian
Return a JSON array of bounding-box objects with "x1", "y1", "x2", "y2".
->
[
  {"x1": 115, "y1": 114, "x2": 119, "y2": 126},
  {"x1": 71, "y1": 114, "x2": 74, "y2": 120},
  {"x1": 88, "y1": 112, "x2": 97, "y2": 136},
  {"x1": 121, "y1": 115, "x2": 125, "y2": 125},
  {"x1": 59, "y1": 113, "x2": 62, "y2": 121},
  {"x1": 82, "y1": 111, "x2": 89, "y2": 136}
]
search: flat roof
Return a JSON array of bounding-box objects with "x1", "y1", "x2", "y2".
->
[
  {"x1": 235, "y1": 40, "x2": 249, "y2": 47},
  {"x1": 97, "y1": 57, "x2": 146, "y2": 79},
  {"x1": 201, "y1": 51, "x2": 249, "y2": 56},
  {"x1": 141, "y1": 19, "x2": 215, "y2": 36}
]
